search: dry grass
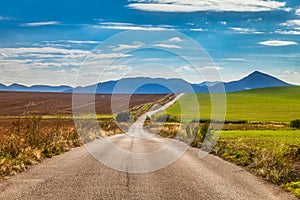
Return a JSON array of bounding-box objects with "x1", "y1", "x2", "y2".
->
[
  {"x1": 76, "y1": 119, "x2": 129, "y2": 143},
  {"x1": 0, "y1": 117, "x2": 81, "y2": 178}
]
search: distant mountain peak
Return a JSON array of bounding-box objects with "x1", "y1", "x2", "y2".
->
[
  {"x1": 224, "y1": 71, "x2": 291, "y2": 92},
  {"x1": 247, "y1": 71, "x2": 269, "y2": 77},
  {"x1": 243, "y1": 71, "x2": 285, "y2": 82}
]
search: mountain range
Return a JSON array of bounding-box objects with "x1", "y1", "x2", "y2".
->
[{"x1": 0, "y1": 71, "x2": 293, "y2": 94}]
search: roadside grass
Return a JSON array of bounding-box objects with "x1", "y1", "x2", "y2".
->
[
  {"x1": 165, "y1": 86, "x2": 300, "y2": 122},
  {"x1": 0, "y1": 117, "x2": 82, "y2": 178},
  {"x1": 0, "y1": 95, "x2": 174, "y2": 179},
  {"x1": 76, "y1": 114, "x2": 114, "y2": 120},
  {"x1": 147, "y1": 121, "x2": 300, "y2": 198},
  {"x1": 0, "y1": 116, "x2": 129, "y2": 178},
  {"x1": 214, "y1": 130, "x2": 300, "y2": 198}
]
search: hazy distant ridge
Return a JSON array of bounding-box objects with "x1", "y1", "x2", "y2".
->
[{"x1": 0, "y1": 71, "x2": 292, "y2": 94}]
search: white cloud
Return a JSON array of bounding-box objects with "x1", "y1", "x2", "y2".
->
[
  {"x1": 175, "y1": 65, "x2": 192, "y2": 72},
  {"x1": 94, "y1": 22, "x2": 171, "y2": 31},
  {"x1": 281, "y1": 19, "x2": 300, "y2": 27},
  {"x1": 99, "y1": 22, "x2": 135, "y2": 26},
  {"x1": 88, "y1": 53, "x2": 132, "y2": 60},
  {"x1": 230, "y1": 27, "x2": 263, "y2": 34},
  {"x1": 275, "y1": 30, "x2": 300, "y2": 35},
  {"x1": 0, "y1": 47, "x2": 89, "y2": 60},
  {"x1": 200, "y1": 66, "x2": 223, "y2": 70},
  {"x1": 219, "y1": 21, "x2": 227, "y2": 25},
  {"x1": 33, "y1": 62, "x2": 65, "y2": 68},
  {"x1": 279, "y1": 19, "x2": 300, "y2": 35},
  {"x1": 111, "y1": 42, "x2": 144, "y2": 51},
  {"x1": 127, "y1": 0, "x2": 287, "y2": 12},
  {"x1": 95, "y1": 25, "x2": 168, "y2": 31},
  {"x1": 152, "y1": 44, "x2": 182, "y2": 49},
  {"x1": 259, "y1": 40, "x2": 298, "y2": 46},
  {"x1": 296, "y1": 8, "x2": 300, "y2": 15},
  {"x1": 0, "y1": 53, "x2": 9, "y2": 57},
  {"x1": 223, "y1": 58, "x2": 247, "y2": 61},
  {"x1": 168, "y1": 37, "x2": 183, "y2": 42},
  {"x1": 20, "y1": 21, "x2": 60, "y2": 27},
  {"x1": 104, "y1": 65, "x2": 132, "y2": 72},
  {"x1": 71, "y1": 68, "x2": 79, "y2": 73},
  {"x1": 65, "y1": 40, "x2": 99, "y2": 44},
  {"x1": 0, "y1": 47, "x2": 131, "y2": 69},
  {"x1": 190, "y1": 28, "x2": 204, "y2": 32},
  {"x1": 0, "y1": 46, "x2": 134, "y2": 86},
  {"x1": 246, "y1": 18, "x2": 262, "y2": 22}
]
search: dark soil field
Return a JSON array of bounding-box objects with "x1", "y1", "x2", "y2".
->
[{"x1": 0, "y1": 92, "x2": 165, "y2": 116}]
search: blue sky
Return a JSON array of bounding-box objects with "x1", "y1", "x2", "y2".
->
[{"x1": 0, "y1": 0, "x2": 300, "y2": 86}]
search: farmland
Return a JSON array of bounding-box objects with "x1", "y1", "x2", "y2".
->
[
  {"x1": 0, "y1": 92, "x2": 166, "y2": 116},
  {"x1": 165, "y1": 86, "x2": 300, "y2": 122},
  {"x1": 0, "y1": 92, "x2": 168, "y2": 178}
]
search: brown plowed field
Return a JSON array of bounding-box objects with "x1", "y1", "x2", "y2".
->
[{"x1": 0, "y1": 92, "x2": 165, "y2": 116}]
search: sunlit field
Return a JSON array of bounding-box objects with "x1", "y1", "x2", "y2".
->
[{"x1": 166, "y1": 86, "x2": 300, "y2": 122}]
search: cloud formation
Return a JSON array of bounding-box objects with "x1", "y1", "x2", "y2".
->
[
  {"x1": 277, "y1": 19, "x2": 300, "y2": 35},
  {"x1": 20, "y1": 21, "x2": 60, "y2": 27},
  {"x1": 275, "y1": 30, "x2": 300, "y2": 35},
  {"x1": 168, "y1": 37, "x2": 183, "y2": 42},
  {"x1": 127, "y1": 0, "x2": 287, "y2": 12},
  {"x1": 64, "y1": 40, "x2": 99, "y2": 44},
  {"x1": 281, "y1": 19, "x2": 300, "y2": 27},
  {"x1": 111, "y1": 42, "x2": 144, "y2": 51},
  {"x1": 94, "y1": 22, "x2": 171, "y2": 31},
  {"x1": 175, "y1": 65, "x2": 192, "y2": 72},
  {"x1": 259, "y1": 40, "x2": 298, "y2": 46},
  {"x1": 296, "y1": 8, "x2": 300, "y2": 15},
  {"x1": 230, "y1": 27, "x2": 263, "y2": 34},
  {"x1": 152, "y1": 44, "x2": 182, "y2": 49}
]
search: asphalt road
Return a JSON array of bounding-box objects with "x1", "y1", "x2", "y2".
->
[
  {"x1": 0, "y1": 134, "x2": 296, "y2": 200},
  {"x1": 0, "y1": 94, "x2": 296, "y2": 199}
]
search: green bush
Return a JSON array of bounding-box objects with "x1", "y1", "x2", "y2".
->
[
  {"x1": 116, "y1": 111, "x2": 131, "y2": 122},
  {"x1": 291, "y1": 119, "x2": 300, "y2": 128},
  {"x1": 155, "y1": 114, "x2": 180, "y2": 123}
]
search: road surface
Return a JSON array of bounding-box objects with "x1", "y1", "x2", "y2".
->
[
  {"x1": 0, "y1": 94, "x2": 296, "y2": 199},
  {"x1": 0, "y1": 135, "x2": 296, "y2": 200}
]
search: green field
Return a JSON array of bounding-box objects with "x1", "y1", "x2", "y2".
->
[
  {"x1": 215, "y1": 130, "x2": 300, "y2": 197},
  {"x1": 166, "y1": 86, "x2": 300, "y2": 122}
]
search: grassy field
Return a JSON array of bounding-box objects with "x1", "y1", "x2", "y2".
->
[
  {"x1": 215, "y1": 130, "x2": 300, "y2": 197},
  {"x1": 166, "y1": 86, "x2": 300, "y2": 122}
]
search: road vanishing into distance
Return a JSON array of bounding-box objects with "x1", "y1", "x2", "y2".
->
[{"x1": 0, "y1": 94, "x2": 296, "y2": 200}]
